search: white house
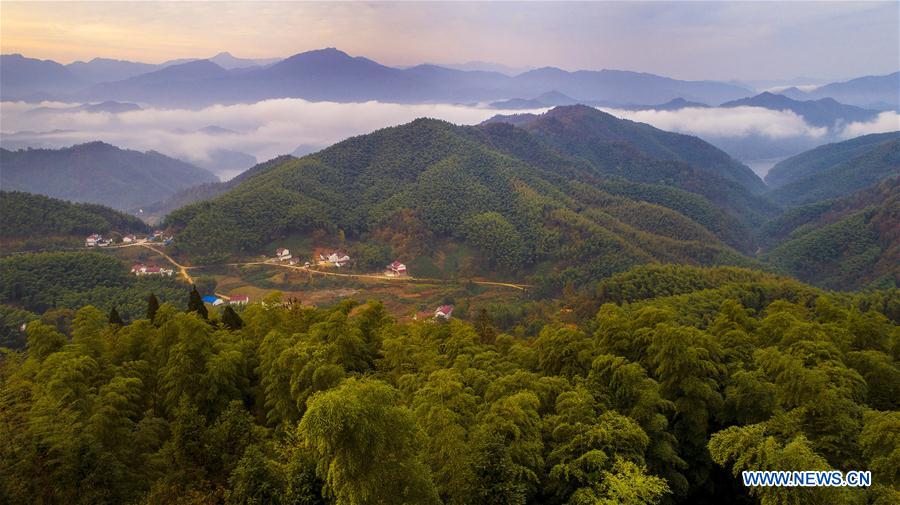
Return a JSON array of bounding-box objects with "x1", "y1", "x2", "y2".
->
[
  {"x1": 319, "y1": 251, "x2": 350, "y2": 267},
  {"x1": 434, "y1": 305, "x2": 454, "y2": 319},
  {"x1": 329, "y1": 252, "x2": 350, "y2": 267},
  {"x1": 276, "y1": 248, "x2": 292, "y2": 261},
  {"x1": 131, "y1": 264, "x2": 174, "y2": 277},
  {"x1": 85, "y1": 234, "x2": 102, "y2": 247},
  {"x1": 122, "y1": 234, "x2": 136, "y2": 243}
]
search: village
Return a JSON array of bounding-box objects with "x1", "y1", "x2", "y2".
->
[
  {"x1": 85, "y1": 230, "x2": 173, "y2": 248},
  {"x1": 271, "y1": 246, "x2": 454, "y2": 320},
  {"x1": 82, "y1": 232, "x2": 463, "y2": 320}
]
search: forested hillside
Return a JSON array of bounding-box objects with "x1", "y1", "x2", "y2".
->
[
  {"x1": 475, "y1": 112, "x2": 774, "y2": 233},
  {"x1": 0, "y1": 251, "x2": 189, "y2": 345},
  {"x1": 165, "y1": 109, "x2": 767, "y2": 291},
  {"x1": 495, "y1": 105, "x2": 767, "y2": 194},
  {"x1": 0, "y1": 191, "x2": 149, "y2": 252},
  {"x1": 766, "y1": 133, "x2": 900, "y2": 206},
  {"x1": 763, "y1": 177, "x2": 899, "y2": 289},
  {"x1": 0, "y1": 142, "x2": 218, "y2": 210},
  {"x1": 136, "y1": 155, "x2": 298, "y2": 223},
  {"x1": 0, "y1": 265, "x2": 897, "y2": 504}
]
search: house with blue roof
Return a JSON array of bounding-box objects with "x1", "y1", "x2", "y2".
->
[{"x1": 201, "y1": 296, "x2": 223, "y2": 306}]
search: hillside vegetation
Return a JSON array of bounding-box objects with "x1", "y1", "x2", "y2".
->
[
  {"x1": 0, "y1": 251, "x2": 188, "y2": 321},
  {"x1": 166, "y1": 111, "x2": 758, "y2": 290},
  {"x1": 0, "y1": 191, "x2": 149, "y2": 251},
  {"x1": 135, "y1": 155, "x2": 298, "y2": 223},
  {"x1": 766, "y1": 133, "x2": 900, "y2": 206},
  {"x1": 502, "y1": 105, "x2": 767, "y2": 194},
  {"x1": 764, "y1": 177, "x2": 899, "y2": 289},
  {"x1": 0, "y1": 265, "x2": 897, "y2": 504},
  {"x1": 0, "y1": 142, "x2": 218, "y2": 210}
]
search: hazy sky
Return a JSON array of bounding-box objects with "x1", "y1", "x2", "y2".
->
[{"x1": 1, "y1": 1, "x2": 898, "y2": 80}]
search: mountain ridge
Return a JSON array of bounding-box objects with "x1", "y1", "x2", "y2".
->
[{"x1": 0, "y1": 142, "x2": 218, "y2": 210}]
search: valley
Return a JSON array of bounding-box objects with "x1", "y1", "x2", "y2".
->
[{"x1": 1, "y1": 8, "x2": 898, "y2": 504}]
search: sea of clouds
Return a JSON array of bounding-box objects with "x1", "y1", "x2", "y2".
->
[{"x1": 2, "y1": 99, "x2": 897, "y2": 180}]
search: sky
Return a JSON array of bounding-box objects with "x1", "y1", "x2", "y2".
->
[{"x1": 1, "y1": 1, "x2": 898, "y2": 81}]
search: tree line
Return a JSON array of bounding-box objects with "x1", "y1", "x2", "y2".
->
[{"x1": 0, "y1": 264, "x2": 897, "y2": 504}]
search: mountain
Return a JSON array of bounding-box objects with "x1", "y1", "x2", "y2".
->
[
  {"x1": 766, "y1": 131, "x2": 900, "y2": 187},
  {"x1": 766, "y1": 132, "x2": 900, "y2": 206},
  {"x1": 76, "y1": 60, "x2": 231, "y2": 104},
  {"x1": 208, "y1": 51, "x2": 281, "y2": 69},
  {"x1": 163, "y1": 113, "x2": 767, "y2": 292},
  {"x1": 763, "y1": 177, "x2": 899, "y2": 289},
  {"x1": 489, "y1": 98, "x2": 551, "y2": 110},
  {"x1": 23, "y1": 101, "x2": 142, "y2": 116},
  {"x1": 136, "y1": 155, "x2": 296, "y2": 223},
  {"x1": 490, "y1": 91, "x2": 582, "y2": 109},
  {"x1": 438, "y1": 60, "x2": 534, "y2": 75},
  {"x1": 490, "y1": 105, "x2": 768, "y2": 195},
  {"x1": 0, "y1": 54, "x2": 85, "y2": 99},
  {"x1": 63, "y1": 48, "x2": 754, "y2": 107},
  {"x1": 720, "y1": 92, "x2": 880, "y2": 127},
  {"x1": 780, "y1": 72, "x2": 900, "y2": 110},
  {"x1": 625, "y1": 97, "x2": 710, "y2": 111},
  {"x1": 162, "y1": 51, "x2": 282, "y2": 70},
  {"x1": 65, "y1": 57, "x2": 158, "y2": 84},
  {"x1": 0, "y1": 142, "x2": 218, "y2": 210},
  {"x1": 509, "y1": 67, "x2": 751, "y2": 105},
  {"x1": 0, "y1": 191, "x2": 149, "y2": 252}
]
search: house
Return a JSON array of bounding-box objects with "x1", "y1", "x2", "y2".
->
[
  {"x1": 387, "y1": 261, "x2": 407, "y2": 276},
  {"x1": 85, "y1": 234, "x2": 102, "y2": 247},
  {"x1": 434, "y1": 305, "x2": 454, "y2": 319},
  {"x1": 276, "y1": 248, "x2": 292, "y2": 261},
  {"x1": 319, "y1": 251, "x2": 351, "y2": 267},
  {"x1": 229, "y1": 295, "x2": 250, "y2": 305},
  {"x1": 202, "y1": 295, "x2": 223, "y2": 306},
  {"x1": 131, "y1": 264, "x2": 175, "y2": 277},
  {"x1": 122, "y1": 234, "x2": 136, "y2": 243},
  {"x1": 288, "y1": 257, "x2": 300, "y2": 265}
]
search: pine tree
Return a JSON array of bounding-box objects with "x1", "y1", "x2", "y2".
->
[
  {"x1": 108, "y1": 306, "x2": 124, "y2": 326},
  {"x1": 147, "y1": 293, "x2": 160, "y2": 322},
  {"x1": 475, "y1": 308, "x2": 496, "y2": 345},
  {"x1": 187, "y1": 286, "x2": 208, "y2": 320},
  {"x1": 222, "y1": 306, "x2": 243, "y2": 330}
]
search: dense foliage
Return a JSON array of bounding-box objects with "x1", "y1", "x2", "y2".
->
[
  {"x1": 763, "y1": 177, "x2": 899, "y2": 289},
  {"x1": 765, "y1": 131, "x2": 900, "y2": 188},
  {"x1": 767, "y1": 135, "x2": 900, "y2": 206},
  {"x1": 140, "y1": 156, "x2": 298, "y2": 223},
  {"x1": 0, "y1": 265, "x2": 897, "y2": 505},
  {"x1": 0, "y1": 251, "x2": 188, "y2": 326},
  {"x1": 0, "y1": 191, "x2": 149, "y2": 249}
]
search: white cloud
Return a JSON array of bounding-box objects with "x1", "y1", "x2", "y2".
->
[
  {"x1": 0, "y1": 99, "x2": 548, "y2": 179},
  {"x1": 839, "y1": 111, "x2": 900, "y2": 139},
  {"x1": 600, "y1": 106, "x2": 828, "y2": 139}
]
